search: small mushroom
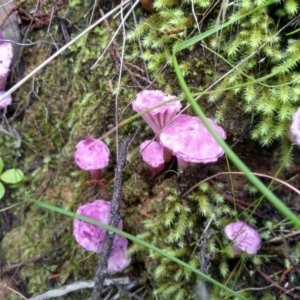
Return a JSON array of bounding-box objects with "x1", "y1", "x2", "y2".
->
[
  {"x1": 290, "y1": 107, "x2": 300, "y2": 143},
  {"x1": 225, "y1": 221, "x2": 262, "y2": 255},
  {"x1": 0, "y1": 91, "x2": 12, "y2": 109},
  {"x1": 140, "y1": 140, "x2": 166, "y2": 173},
  {"x1": 74, "y1": 138, "x2": 110, "y2": 179},
  {"x1": 107, "y1": 249, "x2": 131, "y2": 274},
  {"x1": 0, "y1": 35, "x2": 13, "y2": 91},
  {"x1": 132, "y1": 90, "x2": 182, "y2": 136},
  {"x1": 159, "y1": 114, "x2": 226, "y2": 167},
  {"x1": 73, "y1": 200, "x2": 131, "y2": 273},
  {"x1": 73, "y1": 200, "x2": 117, "y2": 252},
  {"x1": 0, "y1": 0, "x2": 21, "y2": 65},
  {"x1": 107, "y1": 235, "x2": 131, "y2": 274}
]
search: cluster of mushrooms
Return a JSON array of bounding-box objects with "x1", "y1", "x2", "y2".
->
[
  {"x1": 133, "y1": 90, "x2": 226, "y2": 171},
  {"x1": 72, "y1": 90, "x2": 264, "y2": 276}
]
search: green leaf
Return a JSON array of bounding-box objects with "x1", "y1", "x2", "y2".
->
[
  {"x1": 0, "y1": 181, "x2": 5, "y2": 199},
  {"x1": 0, "y1": 157, "x2": 3, "y2": 174},
  {"x1": 1, "y1": 169, "x2": 24, "y2": 184}
]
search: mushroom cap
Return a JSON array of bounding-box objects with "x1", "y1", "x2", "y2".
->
[
  {"x1": 73, "y1": 200, "x2": 123, "y2": 252},
  {"x1": 140, "y1": 140, "x2": 165, "y2": 172},
  {"x1": 0, "y1": 91, "x2": 12, "y2": 109},
  {"x1": 290, "y1": 107, "x2": 300, "y2": 143},
  {"x1": 0, "y1": 41, "x2": 13, "y2": 78},
  {"x1": 74, "y1": 138, "x2": 110, "y2": 171},
  {"x1": 107, "y1": 248, "x2": 131, "y2": 274},
  {"x1": 0, "y1": 1, "x2": 22, "y2": 65},
  {"x1": 0, "y1": 41, "x2": 13, "y2": 90},
  {"x1": 107, "y1": 235, "x2": 131, "y2": 274},
  {"x1": 132, "y1": 90, "x2": 181, "y2": 134},
  {"x1": 159, "y1": 114, "x2": 226, "y2": 164},
  {"x1": 74, "y1": 199, "x2": 131, "y2": 273},
  {"x1": 225, "y1": 221, "x2": 262, "y2": 255}
]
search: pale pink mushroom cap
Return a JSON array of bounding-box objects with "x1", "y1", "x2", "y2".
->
[
  {"x1": 225, "y1": 221, "x2": 262, "y2": 255},
  {"x1": 0, "y1": 41, "x2": 13, "y2": 90},
  {"x1": 74, "y1": 199, "x2": 131, "y2": 273},
  {"x1": 0, "y1": 91, "x2": 12, "y2": 109},
  {"x1": 74, "y1": 138, "x2": 110, "y2": 179},
  {"x1": 159, "y1": 114, "x2": 226, "y2": 165},
  {"x1": 140, "y1": 140, "x2": 165, "y2": 173},
  {"x1": 73, "y1": 200, "x2": 123, "y2": 252},
  {"x1": 107, "y1": 236, "x2": 131, "y2": 274},
  {"x1": 290, "y1": 107, "x2": 300, "y2": 143},
  {"x1": 132, "y1": 90, "x2": 182, "y2": 134},
  {"x1": 107, "y1": 248, "x2": 131, "y2": 274}
]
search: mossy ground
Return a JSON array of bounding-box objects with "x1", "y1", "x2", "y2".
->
[{"x1": 1, "y1": 0, "x2": 300, "y2": 299}]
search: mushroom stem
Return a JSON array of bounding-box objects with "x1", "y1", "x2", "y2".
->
[
  {"x1": 163, "y1": 148, "x2": 172, "y2": 163},
  {"x1": 90, "y1": 169, "x2": 103, "y2": 180},
  {"x1": 177, "y1": 157, "x2": 189, "y2": 168},
  {"x1": 148, "y1": 164, "x2": 165, "y2": 173}
]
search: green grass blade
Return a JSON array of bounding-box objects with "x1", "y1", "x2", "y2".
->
[
  {"x1": 174, "y1": 0, "x2": 275, "y2": 52},
  {"x1": 29, "y1": 198, "x2": 247, "y2": 300}
]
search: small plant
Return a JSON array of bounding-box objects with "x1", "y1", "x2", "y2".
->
[{"x1": 0, "y1": 157, "x2": 24, "y2": 199}]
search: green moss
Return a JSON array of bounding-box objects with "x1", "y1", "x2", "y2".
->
[
  {"x1": 207, "y1": 0, "x2": 300, "y2": 154},
  {"x1": 126, "y1": 177, "x2": 265, "y2": 299},
  {"x1": 1, "y1": 2, "x2": 137, "y2": 297},
  {"x1": 2, "y1": 0, "x2": 300, "y2": 298},
  {"x1": 127, "y1": 0, "x2": 300, "y2": 161},
  {"x1": 126, "y1": 0, "x2": 216, "y2": 95}
]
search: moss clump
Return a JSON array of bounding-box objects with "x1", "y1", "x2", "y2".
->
[
  {"x1": 125, "y1": 175, "x2": 293, "y2": 299},
  {"x1": 127, "y1": 177, "x2": 199, "y2": 299},
  {"x1": 207, "y1": 0, "x2": 300, "y2": 151},
  {"x1": 125, "y1": 178, "x2": 242, "y2": 299},
  {"x1": 126, "y1": 0, "x2": 218, "y2": 94}
]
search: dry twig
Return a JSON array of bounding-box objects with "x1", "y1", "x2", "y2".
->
[
  {"x1": 91, "y1": 138, "x2": 130, "y2": 300},
  {"x1": 29, "y1": 277, "x2": 131, "y2": 300},
  {"x1": 255, "y1": 266, "x2": 300, "y2": 299},
  {"x1": 100, "y1": 9, "x2": 154, "y2": 89}
]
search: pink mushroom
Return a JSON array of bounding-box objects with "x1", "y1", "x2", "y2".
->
[
  {"x1": 225, "y1": 221, "x2": 262, "y2": 255},
  {"x1": 74, "y1": 200, "x2": 131, "y2": 273},
  {"x1": 107, "y1": 247, "x2": 131, "y2": 275},
  {"x1": 139, "y1": 140, "x2": 166, "y2": 173},
  {"x1": 0, "y1": 91, "x2": 12, "y2": 110},
  {"x1": 159, "y1": 114, "x2": 226, "y2": 167},
  {"x1": 74, "y1": 138, "x2": 110, "y2": 179},
  {"x1": 0, "y1": 33, "x2": 13, "y2": 91},
  {"x1": 132, "y1": 90, "x2": 182, "y2": 135},
  {"x1": 290, "y1": 107, "x2": 300, "y2": 143},
  {"x1": 73, "y1": 200, "x2": 120, "y2": 252},
  {"x1": 107, "y1": 235, "x2": 131, "y2": 274}
]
